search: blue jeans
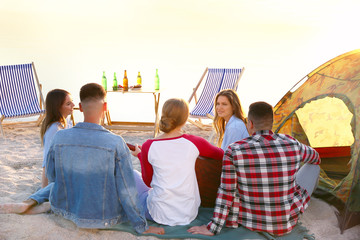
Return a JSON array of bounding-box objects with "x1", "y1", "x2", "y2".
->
[
  {"x1": 30, "y1": 171, "x2": 154, "y2": 221},
  {"x1": 29, "y1": 182, "x2": 53, "y2": 204},
  {"x1": 133, "y1": 170, "x2": 153, "y2": 221},
  {"x1": 295, "y1": 163, "x2": 320, "y2": 195}
]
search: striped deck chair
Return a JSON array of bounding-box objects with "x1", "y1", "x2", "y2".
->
[
  {"x1": 0, "y1": 62, "x2": 45, "y2": 136},
  {"x1": 188, "y1": 67, "x2": 245, "y2": 129}
]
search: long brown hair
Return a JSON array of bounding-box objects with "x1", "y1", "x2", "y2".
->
[
  {"x1": 40, "y1": 89, "x2": 70, "y2": 144},
  {"x1": 213, "y1": 89, "x2": 246, "y2": 147},
  {"x1": 159, "y1": 98, "x2": 189, "y2": 133}
]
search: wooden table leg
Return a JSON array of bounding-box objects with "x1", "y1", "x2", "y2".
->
[
  {"x1": 153, "y1": 92, "x2": 161, "y2": 137},
  {"x1": 105, "y1": 110, "x2": 112, "y2": 125},
  {"x1": 0, "y1": 116, "x2": 4, "y2": 137}
]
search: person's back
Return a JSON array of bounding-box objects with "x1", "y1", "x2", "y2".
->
[
  {"x1": 231, "y1": 130, "x2": 318, "y2": 235},
  {"x1": 145, "y1": 135, "x2": 201, "y2": 223},
  {"x1": 142, "y1": 133, "x2": 222, "y2": 225},
  {"x1": 46, "y1": 83, "x2": 164, "y2": 235},
  {"x1": 47, "y1": 122, "x2": 140, "y2": 228}
]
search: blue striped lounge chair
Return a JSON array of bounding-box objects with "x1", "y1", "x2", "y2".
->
[
  {"x1": 0, "y1": 62, "x2": 45, "y2": 136},
  {"x1": 188, "y1": 68, "x2": 245, "y2": 129}
]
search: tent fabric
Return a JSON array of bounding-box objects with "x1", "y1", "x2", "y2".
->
[{"x1": 272, "y1": 49, "x2": 360, "y2": 232}]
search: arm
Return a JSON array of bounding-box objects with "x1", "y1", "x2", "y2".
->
[
  {"x1": 299, "y1": 142, "x2": 321, "y2": 165},
  {"x1": 45, "y1": 145, "x2": 56, "y2": 183},
  {"x1": 130, "y1": 144, "x2": 141, "y2": 156},
  {"x1": 42, "y1": 123, "x2": 62, "y2": 186},
  {"x1": 42, "y1": 123, "x2": 61, "y2": 166},
  {"x1": 138, "y1": 140, "x2": 154, "y2": 187},
  {"x1": 185, "y1": 134, "x2": 224, "y2": 160},
  {"x1": 189, "y1": 147, "x2": 238, "y2": 235},
  {"x1": 189, "y1": 148, "x2": 238, "y2": 235},
  {"x1": 41, "y1": 169, "x2": 48, "y2": 188},
  {"x1": 206, "y1": 148, "x2": 238, "y2": 234}
]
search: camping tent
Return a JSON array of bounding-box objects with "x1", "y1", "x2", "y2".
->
[{"x1": 273, "y1": 49, "x2": 360, "y2": 233}]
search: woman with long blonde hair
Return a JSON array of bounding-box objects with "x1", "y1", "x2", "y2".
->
[{"x1": 213, "y1": 89, "x2": 249, "y2": 150}]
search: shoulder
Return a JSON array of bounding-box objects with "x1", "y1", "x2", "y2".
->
[
  {"x1": 225, "y1": 138, "x2": 249, "y2": 157},
  {"x1": 232, "y1": 117, "x2": 246, "y2": 126},
  {"x1": 141, "y1": 138, "x2": 156, "y2": 149},
  {"x1": 228, "y1": 134, "x2": 257, "y2": 150},
  {"x1": 271, "y1": 132, "x2": 309, "y2": 149},
  {"x1": 47, "y1": 122, "x2": 62, "y2": 132},
  {"x1": 276, "y1": 133, "x2": 297, "y2": 142},
  {"x1": 227, "y1": 116, "x2": 246, "y2": 129},
  {"x1": 44, "y1": 122, "x2": 62, "y2": 138},
  {"x1": 224, "y1": 117, "x2": 248, "y2": 140},
  {"x1": 182, "y1": 134, "x2": 207, "y2": 144},
  {"x1": 182, "y1": 134, "x2": 203, "y2": 141},
  {"x1": 106, "y1": 130, "x2": 127, "y2": 145},
  {"x1": 51, "y1": 126, "x2": 72, "y2": 140},
  {"x1": 97, "y1": 131, "x2": 129, "y2": 155}
]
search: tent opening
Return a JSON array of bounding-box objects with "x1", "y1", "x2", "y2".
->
[
  {"x1": 273, "y1": 49, "x2": 360, "y2": 233},
  {"x1": 295, "y1": 97, "x2": 354, "y2": 182}
]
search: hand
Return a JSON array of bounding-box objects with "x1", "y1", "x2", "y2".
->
[
  {"x1": 143, "y1": 226, "x2": 165, "y2": 235},
  {"x1": 187, "y1": 225, "x2": 214, "y2": 236},
  {"x1": 130, "y1": 144, "x2": 141, "y2": 157}
]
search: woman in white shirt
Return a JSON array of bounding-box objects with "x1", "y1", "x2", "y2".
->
[
  {"x1": 213, "y1": 89, "x2": 249, "y2": 150},
  {"x1": 131, "y1": 98, "x2": 224, "y2": 226}
]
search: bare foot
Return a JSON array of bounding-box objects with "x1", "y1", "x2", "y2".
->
[
  {"x1": 143, "y1": 226, "x2": 165, "y2": 235},
  {"x1": 0, "y1": 199, "x2": 37, "y2": 214},
  {"x1": 24, "y1": 202, "x2": 51, "y2": 214}
]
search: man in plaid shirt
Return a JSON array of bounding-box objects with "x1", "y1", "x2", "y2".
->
[{"x1": 188, "y1": 101, "x2": 320, "y2": 236}]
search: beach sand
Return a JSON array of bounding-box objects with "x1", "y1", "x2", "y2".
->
[{"x1": 0, "y1": 124, "x2": 359, "y2": 240}]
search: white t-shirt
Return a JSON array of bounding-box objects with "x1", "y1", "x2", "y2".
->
[{"x1": 139, "y1": 134, "x2": 224, "y2": 226}]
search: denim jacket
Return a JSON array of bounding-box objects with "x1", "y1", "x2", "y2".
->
[{"x1": 46, "y1": 122, "x2": 148, "y2": 233}]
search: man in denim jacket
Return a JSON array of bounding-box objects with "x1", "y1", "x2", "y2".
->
[{"x1": 45, "y1": 83, "x2": 164, "y2": 235}]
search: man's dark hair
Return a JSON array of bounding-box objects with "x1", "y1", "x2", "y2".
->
[
  {"x1": 80, "y1": 83, "x2": 106, "y2": 102},
  {"x1": 248, "y1": 101, "x2": 273, "y2": 129}
]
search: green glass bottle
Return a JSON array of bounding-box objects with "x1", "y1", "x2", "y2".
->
[
  {"x1": 113, "y1": 72, "x2": 118, "y2": 91},
  {"x1": 137, "y1": 71, "x2": 142, "y2": 85},
  {"x1": 154, "y1": 69, "x2": 160, "y2": 90},
  {"x1": 102, "y1": 71, "x2": 107, "y2": 91}
]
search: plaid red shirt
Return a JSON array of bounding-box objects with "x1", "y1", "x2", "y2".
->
[{"x1": 207, "y1": 130, "x2": 320, "y2": 236}]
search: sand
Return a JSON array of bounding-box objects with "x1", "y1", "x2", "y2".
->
[{"x1": 0, "y1": 124, "x2": 359, "y2": 240}]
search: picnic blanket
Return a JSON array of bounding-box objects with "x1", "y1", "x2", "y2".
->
[{"x1": 107, "y1": 207, "x2": 315, "y2": 240}]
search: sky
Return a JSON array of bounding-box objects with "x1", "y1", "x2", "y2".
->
[{"x1": 1, "y1": 0, "x2": 359, "y2": 122}]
